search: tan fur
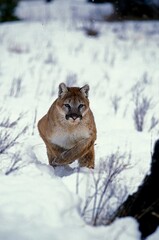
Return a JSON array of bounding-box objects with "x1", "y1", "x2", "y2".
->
[{"x1": 37, "y1": 83, "x2": 97, "y2": 169}]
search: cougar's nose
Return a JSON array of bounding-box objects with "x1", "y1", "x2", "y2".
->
[
  {"x1": 66, "y1": 113, "x2": 82, "y2": 120},
  {"x1": 71, "y1": 113, "x2": 79, "y2": 120}
]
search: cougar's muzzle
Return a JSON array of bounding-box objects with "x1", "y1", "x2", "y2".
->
[{"x1": 66, "y1": 113, "x2": 82, "y2": 121}]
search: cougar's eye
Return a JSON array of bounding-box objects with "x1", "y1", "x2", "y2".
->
[
  {"x1": 64, "y1": 104, "x2": 71, "y2": 110},
  {"x1": 78, "y1": 104, "x2": 85, "y2": 109}
]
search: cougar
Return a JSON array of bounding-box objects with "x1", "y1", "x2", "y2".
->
[{"x1": 37, "y1": 83, "x2": 97, "y2": 168}]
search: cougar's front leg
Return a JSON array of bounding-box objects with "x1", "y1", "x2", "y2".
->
[
  {"x1": 78, "y1": 145, "x2": 95, "y2": 169},
  {"x1": 53, "y1": 138, "x2": 95, "y2": 166},
  {"x1": 46, "y1": 142, "x2": 66, "y2": 167}
]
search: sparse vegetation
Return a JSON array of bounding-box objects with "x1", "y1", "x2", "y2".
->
[
  {"x1": 9, "y1": 76, "x2": 24, "y2": 98},
  {"x1": 110, "y1": 94, "x2": 121, "y2": 114},
  {"x1": 8, "y1": 42, "x2": 29, "y2": 54},
  {"x1": 0, "y1": 110, "x2": 28, "y2": 174},
  {"x1": 5, "y1": 152, "x2": 22, "y2": 175},
  {"x1": 0, "y1": 113, "x2": 27, "y2": 154},
  {"x1": 131, "y1": 76, "x2": 158, "y2": 132},
  {"x1": 78, "y1": 151, "x2": 131, "y2": 226}
]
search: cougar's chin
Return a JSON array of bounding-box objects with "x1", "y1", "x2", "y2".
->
[{"x1": 70, "y1": 119, "x2": 81, "y2": 125}]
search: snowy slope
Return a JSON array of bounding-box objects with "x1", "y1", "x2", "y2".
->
[{"x1": 0, "y1": 0, "x2": 159, "y2": 239}]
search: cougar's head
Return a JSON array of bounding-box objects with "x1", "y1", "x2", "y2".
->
[{"x1": 56, "y1": 82, "x2": 90, "y2": 124}]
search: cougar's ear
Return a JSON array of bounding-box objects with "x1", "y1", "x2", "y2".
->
[
  {"x1": 80, "y1": 84, "x2": 89, "y2": 98},
  {"x1": 58, "y1": 83, "x2": 68, "y2": 98}
]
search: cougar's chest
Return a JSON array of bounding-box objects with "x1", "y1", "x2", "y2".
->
[{"x1": 50, "y1": 126, "x2": 90, "y2": 149}]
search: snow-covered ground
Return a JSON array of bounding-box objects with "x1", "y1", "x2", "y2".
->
[{"x1": 0, "y1": 0, "x2": 159, "y2": 239}]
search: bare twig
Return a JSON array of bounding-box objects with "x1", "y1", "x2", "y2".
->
[
  {"x1": 32, "y1": 107, "x2": 38, "y2": 135},
  {"x1": 110, "y1": 95, "x2": 121, "y2": 114},
  {"x1": 9, "y1": 76, "x2": 23, "y2": 98},
  {"x1": 0, "y1": 126, "x2": 28, "y2": 154},
  {"x1": 0, "y1": 110, "x2": 28, "y2": 155},
  {"x1": 79, "y1": 150, "x2": 130, "y2": 226},
  {"x1": 131, "y1": 77, "x2": 157, "y2": 132}
]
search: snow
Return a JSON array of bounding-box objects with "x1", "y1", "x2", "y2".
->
[{"x1": 0, "y1": 0, "x2": 159, "y2": 239}]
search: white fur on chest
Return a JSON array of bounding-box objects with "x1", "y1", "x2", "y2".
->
[{"x1": 50, "y1": 127, "x2": 90, "y2": 149}]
